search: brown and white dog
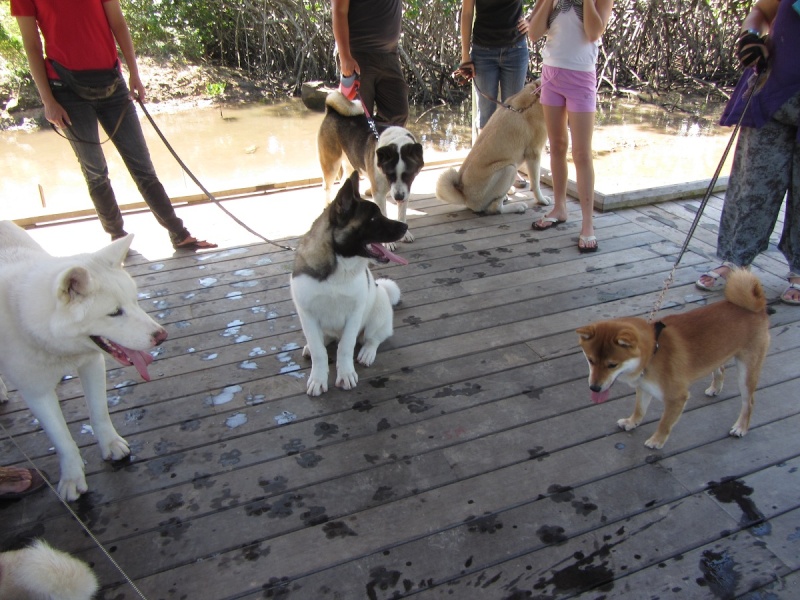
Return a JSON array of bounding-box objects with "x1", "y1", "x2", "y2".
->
[
  {"x1": 318, "y1": 91, "x2": 424, "y2": 249},
  {"x1": 576, "y1": 270, "x2": 770, "y2": 449},
  {"x1": 436, "y1": 80, "x2": 550, "y2": 214}
]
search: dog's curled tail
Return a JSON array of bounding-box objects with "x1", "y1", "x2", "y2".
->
[
  {"x1": 377, "y1": 278, "x2": 401, "y2": 306},
  {"x1": 725, "y1": 269, "x2": 767, "y2": 313},
  {"x1": 435, "y1": 168, "x2": 466, "y2": 206},
  {"x1": 325, "y1": 90, "x2": 364, "y2": 117},
  {"x1": 0, "y1": 539, "x2": 99, "y2": 600}
]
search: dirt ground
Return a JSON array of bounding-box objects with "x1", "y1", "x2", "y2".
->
[{"x1": 0, "y1": 57, "x2": 290, "y2": 130}]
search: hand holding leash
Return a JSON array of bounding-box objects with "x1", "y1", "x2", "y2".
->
[
  {"x1": 736, "y1": 30, "x2": 768, "y2": 71},
  {"x1": 339, "y1": 72, "x2": 360, "y2": 100},
  {"x1": 453, "y1": 61, "x2": 475, "y2": 86}
]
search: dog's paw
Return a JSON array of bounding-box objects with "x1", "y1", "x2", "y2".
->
[
  {"x1": 729, "y1": 423, "x2": 749, "y2": 437},
  {"x1": 101, "y1": 436, "x2": 131, "y2": 462},
  {"x1": 644, "y1": 435, "x2": 666, "y2": 449},
  {"x1": 402, "y1": 230, "x2": 415, "y2": 243},
  {"x1": 617, "y1": 418, "x2": 638, "y2": 431},
  {"x1": 357, "y1": 344, "x2": 378, "y2": 367},
  {"x1": 57, "y1": 471, "x2": 88, "y2": 502},
  {"x1": 335, "y1": 369, "x2": 358, "y2": 390},
  {"x1": 510, "y1": 202, "x2": 528, "y2": 214},
  {"x1": 704, "y1": 384, "x2": 721, "y2": 397},
  {"x1": 535, "y1": 194, "x2": 553, "y2": 206},
  {"x1": 306, "y1": 376, "x2": 328, "y2": 396}
]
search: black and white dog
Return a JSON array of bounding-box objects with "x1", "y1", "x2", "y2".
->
[
  {"x1": 290, "y1": 171, "x2": 408, "y2": 396},
  {"x1": 318, "y1": 91, "x2": 424, "y2": 248}
]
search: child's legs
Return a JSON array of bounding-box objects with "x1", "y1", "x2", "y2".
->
[
  {"x1": 568, "y1": 110, "x2": 597, "y2": 236},
  {"x1": 542, "y1": 103, "x2": 569, "y2": 219},
  {"x1": 540, "y1": 65, "x2": 597, "y2": 233}
]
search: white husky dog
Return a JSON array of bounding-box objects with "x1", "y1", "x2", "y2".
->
[
  {"x1": 0, "y1": 539, "x2": 98, "y2": 600},
  {"x1": 0, "y1": 221, "x2": 167, "y2": 501}
]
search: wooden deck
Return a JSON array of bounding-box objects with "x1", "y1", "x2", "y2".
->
[{"x1": 2, "y1": 165, "x2": 799, "y2": 600}]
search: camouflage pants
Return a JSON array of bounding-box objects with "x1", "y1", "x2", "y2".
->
[{"x1": 717, "y1": 90, "x2": 800, "y2": 276}]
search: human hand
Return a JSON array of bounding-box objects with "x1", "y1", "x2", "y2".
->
[
  {"x1": 454, "y1": 61, "x2": 475, "y2": 86},
  {"x1": 129, "y1": 73, "x2": 146, "y2": 103},
  {"x1": 736, "y1": 31, "x2": 768, "y2": 71},
  {"x1": 517, "y1": 16, "x2": 530, "y2": 35},
  {"x1": 43, "y1": 99, "x2": 71, "y2": 129},
  {"x1": 339, "y1": 55, "x2": 360, "y2": 79}
]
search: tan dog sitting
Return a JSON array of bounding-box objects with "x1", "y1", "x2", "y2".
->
[{"x1": 436, "y1": 80, "x2": 550, "y2": 214}]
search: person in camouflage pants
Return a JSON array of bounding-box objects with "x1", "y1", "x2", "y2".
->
[{"x1": 696, "y1": 0, "x2": 800, "y2": 305}]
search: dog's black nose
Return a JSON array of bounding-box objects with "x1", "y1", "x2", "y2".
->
[{"x1": 589, "y1": 384, "x2": 602, "y2": 392}]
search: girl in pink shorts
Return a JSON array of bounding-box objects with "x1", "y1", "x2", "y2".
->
[{"x1": 527, "y1": 0, "x2": 614, "y2": 253}]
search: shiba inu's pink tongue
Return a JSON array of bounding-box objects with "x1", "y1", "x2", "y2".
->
[
  {"x1": 369, "y1": 243, "x2": 408, "y2": 265},
  {"x1": 590, "y1": 389, "x2": 611, "y2": 404}
]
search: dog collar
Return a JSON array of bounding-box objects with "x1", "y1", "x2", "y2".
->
[{"x1": 653, "y1": 321, "x2": 666, "y2": 354}]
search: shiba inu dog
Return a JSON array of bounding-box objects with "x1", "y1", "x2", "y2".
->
[
  {"x1": 0, "y1": 539, "x2": 98, "y2": 600},
  {"x1": 290, "y1": 172, "x2": 408, "y2": 396},
  {"x1": 436, "y1": 80, "x2": 550, "y2": 214},
  {"x1": 318, "y1": 90, "x2": 424, "y2": 248},
  {"x1": 0, "y1": 221, "x2": 167, "y2": 500},
  {"x1": 576, "y1": 270, "x2": 770, "y2": 449}
]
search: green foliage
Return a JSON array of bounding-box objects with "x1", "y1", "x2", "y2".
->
[
  {"x1": 121, "y1": 0, "x2": 213, "y2": 60},
  {"x1": 0, "y1": 5, "x2": 27, "y2": 75},
  {"x1": 205, "y1": 81, "x2": 227, "y2": 97}
]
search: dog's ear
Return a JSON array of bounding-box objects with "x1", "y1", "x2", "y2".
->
[
  {"x1": 576, "y1": 325, "x2": 595, "y2": 341},
  {"x1": 331, "y1": 173, "x2": 359, "y2": 223},
  {"x1": 57, "y1": 266, "x2": 92, "y2": 302},
  {"x1": 615, "y1": 329, "x2": 639, "y2": 349},
  {"x1": 98, "y1": 234, "x2": 134, "y2": 266},
  {"x1": 346, "y1": 170, "x2": 361, "y2": 196},
  {"x1": 376, "y1": 145, "x2": 396, "y2": 169},
  {"x1": 403, "y1": 143, "x2": 425, "y2": 167}
]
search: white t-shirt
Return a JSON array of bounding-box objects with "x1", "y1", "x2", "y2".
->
[{"x1": 542, "y1": 0, "x2": 600, "y2": 72}]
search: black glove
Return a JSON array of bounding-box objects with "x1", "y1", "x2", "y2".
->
[{"x1": 736, "y1": 31, "x2": 768, "y2": 71}]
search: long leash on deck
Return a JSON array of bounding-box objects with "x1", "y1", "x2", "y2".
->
[
  {"x1": 646, "y1": 72, "x2": 762, "y2": 323},
  {"x1": 135, "y1": 98, "x2": 295, "y2": 252},
  {"x1": 0, "y1": 420, "x2": 149, "y2": 599}
]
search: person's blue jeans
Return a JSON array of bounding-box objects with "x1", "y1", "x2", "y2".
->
[
  {"x1": 50, "y1": 78, "x2": 188, "y2": 243},
  {"x1": 471, "y1": 39, "x2": 529, "y2": 129}
]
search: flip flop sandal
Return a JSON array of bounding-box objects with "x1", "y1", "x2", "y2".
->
[
  {"x1": 173, "y1": 237, "x2": 219, "y2": 250},
  {"x1": 0, "y1": 468, "x2": 48, "y2": 500},
  {"x1": 695, "y1": 269, "x2": 728, "y2": 292},
  {"x1": 780, "y1": 282, "x2": 800, "y2": 305},
  {"x1": 532, "y1": 216, "x2": 566, "y2": 231},
  {"x1": 578, "y1": 235, "x2": 598, "y2": 253}
]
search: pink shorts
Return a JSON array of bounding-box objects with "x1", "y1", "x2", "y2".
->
[{"x1": 540, "y1": 65, "x2": 597, "y2": 113}]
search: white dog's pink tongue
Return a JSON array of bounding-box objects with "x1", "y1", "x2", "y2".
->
[
  {"x1": 369, "y1": 243, "x2": 408, "y2": 265},
  {"x1": 120, "y1": 346, "x2": 154, "y2": 382},
  {"x1": 590, "y1": 389, "x2": 610, "y2": 404}
]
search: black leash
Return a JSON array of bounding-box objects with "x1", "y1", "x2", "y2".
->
[
  {"x1": 135, "y1": 97, "x2": 295, "y2": 252},
  {"x1": 454, "y1": 61, "x2": 542, "y2": 114},
  {"x1": 50, "y1": 101, "x2": 129, "y2": 145},
  {"x1": 647, "y1": 71, "x2": 763, "y2": 321}
]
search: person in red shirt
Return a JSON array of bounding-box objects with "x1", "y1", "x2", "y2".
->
[{"x1": 11, "y1": 0, "x2": 216, "y2": 250}]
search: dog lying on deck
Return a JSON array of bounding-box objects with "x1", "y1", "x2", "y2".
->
[
  {"x1": 318, "y1": 90, "x2": 424, "y2": 249},
  {"x1": 436, "y1": 80, "x2": 550, "y2": 214},
  {"x1": 290, "y1": 172, "x2": 408, "y2": 396},
  {"x1": 576, "y1": 270, "x2": 770, "y2": 449}
]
